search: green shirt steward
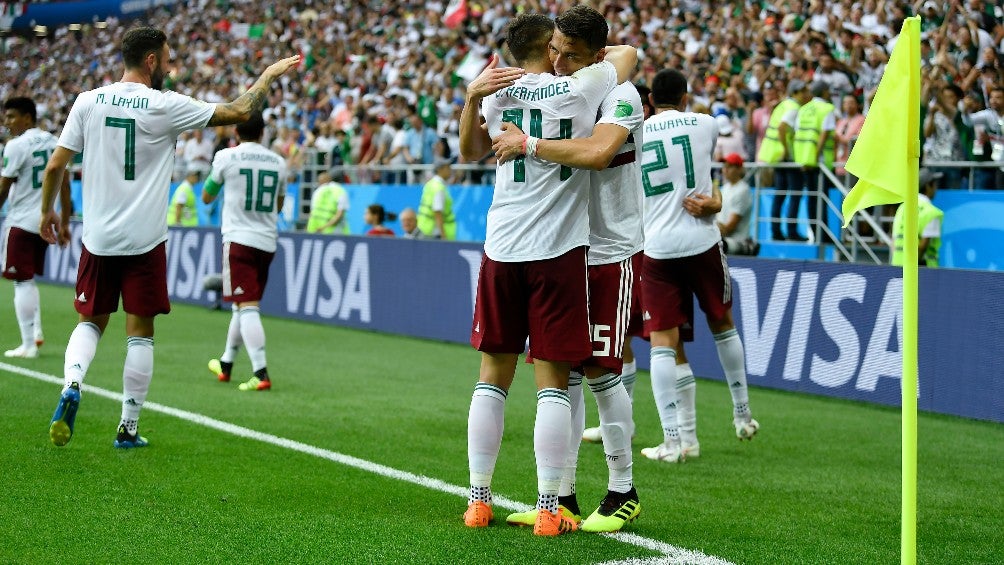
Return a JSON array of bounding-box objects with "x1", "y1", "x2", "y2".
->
[
  {"x1": 306, "y1": 182, "x2": 350, "y2": 234},
  {"x1": 757, "y1": 97, "x2": 801, "y2": 163},
  {"x1": 793, "y1": 98, "x2": 836, "y2": 168},
  {"x1": 418, "y1": 174, "x2": 456, "y2": 240},
  {"x1": 891, "y1": 196, "x2": 944, "y2": 267}
]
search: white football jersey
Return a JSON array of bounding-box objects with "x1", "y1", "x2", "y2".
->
[
  {"x1": 641, "y1": 109, "x2": 722, "y2": 259},
  {"x1": 58, "y1": 82, "x2": 216, "y2": 255},
  {"x1": 588, "y1": 82, "x2": 645, "y2": 266},
  {"x1": 482, "y1": 61, "x2": 618, "y2": 262},
  {"x1": 208, "y1": 142, "x2": 287, "y2": 253},
  {"x1": 1, "y1": 128, "x2": 58, "y2": 233}
]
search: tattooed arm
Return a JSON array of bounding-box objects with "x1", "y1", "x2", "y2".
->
[{"x1": 208, "y1": 55, "x2": 301, "y2": 126}]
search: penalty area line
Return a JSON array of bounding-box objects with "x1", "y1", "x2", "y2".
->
[{"x1": 2, "y1": 361, "x2": 734, "y2": 565}]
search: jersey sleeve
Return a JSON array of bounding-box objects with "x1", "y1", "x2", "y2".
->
[
  {"x1": 596, "y1": 86, "x2": 643, "y2": 133},
  {"x1": 1, "y1": 139, "x2": 24, "y2": 178},
  {"x1": 570, "y1": 61, "x2": 617, "y2": 108},
  {"x1": 163, "y1": 91, "x2": 216, "y2": 136},
  {"x1": 207, "y1": 151, "x2": 227, "y2": 185},
  {"x1": 58, "y1": 95, "x2": 87, "y2": 153}
]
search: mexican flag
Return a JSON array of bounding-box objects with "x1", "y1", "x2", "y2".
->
[
  {"x1": 444, "y1": 0, "x2": 467, "y2": 29},
  {"x1": 230, "y1": 23, "x2": 266, "y2": 39}
]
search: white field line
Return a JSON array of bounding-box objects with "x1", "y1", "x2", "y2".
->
[{"x1": 3, "y1": 361, "x2": 735, "y2": 565}]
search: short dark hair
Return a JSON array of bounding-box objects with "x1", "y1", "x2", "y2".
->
[
  {"x1": 943, "y1": 84, "x2": 964, "y2": 99},
  {"x1": 235, "y1": 112, "x2": 265, "y2": 141},
  {"x1": 367, "y1": 203, "x2": 397, "y2": 223},
  {"x1": 3, "y1": 97, "x2": 36, "y2": 123},
  {"x1": 555, "y1": 5, "x2": 609, "y2": 52},
  {"x1": 634, "y1": 83, "x2": 654, "y2": 117},
  {"x1": 121, "y1": 27, "x2": 167, "y2": 69},
  {"x1": 504, "y1": 13, "x2": 554, "y2": 64},
  {"x1": 651, "y1": 69, "x2": 688, "y2": 107}
]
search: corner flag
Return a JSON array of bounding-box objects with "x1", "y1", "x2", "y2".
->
[
  {"x1": 841, "y1": 17, "x2": 921, "y2": 225},
  {"x1": 841, "y1": 16, "x2": 922, "y2": 565}
]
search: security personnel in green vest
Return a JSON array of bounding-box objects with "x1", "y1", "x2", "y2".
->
[
  {"x1": 760, "y1": 79, "x2": 811, "y2": 240},
  {"x1": 167, "y1": 169, "x2": 200, "y2": 227},
  {"x1": 418, "y1": 158, "x2": 457, "y2": 240},
  {"x1": 790, "y1": 81, "x2": 836, "y2": 242},
  {"x1": 892, "y1": 169, "x2": 945, "y2": 267},
  {"x1": 306, "y1": 172, "x2": 350, "y2": 234}
]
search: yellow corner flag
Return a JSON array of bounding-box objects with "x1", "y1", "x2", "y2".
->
[
  {"x1": 841, "y1": 16, "x2": 921, "y2": 226},
  {"x1": 842, "y1": 16, "x2": 922, "y2": 565}
]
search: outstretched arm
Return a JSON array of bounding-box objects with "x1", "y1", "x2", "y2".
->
[
  {"x1": 207, "y1": 55, "x2": 301, "y2": 126},
  {"x1": 604, "y1": 45, "x2": 639, "y2": 84}
]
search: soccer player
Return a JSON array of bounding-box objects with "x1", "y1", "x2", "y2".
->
[
  {"x1": 636, "y1": 69, "x2": 759, "y2": 464},
  {"x1": 40, "y1": 26, "x2": 299, "y2": 448},
  {"x1": 203, "y1": 112, "x2": 286, "y2": 391},
  {"x1": 489, "y1": 41, "x2": 646, "y2": 533},
  {"x1": 0, "y1": 97, "x2": 72, "y2": 358},
  {"x1": 458, "y1": 8, "x2": 636, "y2": 537}
]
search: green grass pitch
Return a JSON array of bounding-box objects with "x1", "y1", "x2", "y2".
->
[{"x1": 0, "y1": 283, "x2": 1001, "y2": 564}]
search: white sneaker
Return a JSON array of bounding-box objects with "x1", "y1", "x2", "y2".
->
[
  {"x1": 735, "y1": 417, "x2": 760, "y2": 440},
  {"x1": 681, "y1": 440, "x2": 701, "y2": 458},
  {"x1": 5, "y1": 345, "x2": 39, "y2": 358},
  {"x1": 582, "y1": 426, "x2": 602, "y2": 443},
  {"x1": 640, "y1": 441, "x2": 685, "y2": 463}
]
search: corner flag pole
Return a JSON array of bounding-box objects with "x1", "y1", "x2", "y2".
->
[{"x1": 900, "y1": 37, "x2": 921, "y2": 565}]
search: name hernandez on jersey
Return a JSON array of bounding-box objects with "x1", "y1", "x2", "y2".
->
[{"x1": 481, "y1": 61, "x2": 618, "y2": 263}]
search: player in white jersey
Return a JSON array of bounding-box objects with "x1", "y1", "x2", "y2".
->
[
  {"x1": 492, "y1": 71, "x2": 645, "y2": 532},
  {"x1": 0, "y1": 97, "x2": 72, "y2": 358},
  {"x1": 202, "y1": 112, "x2": 287, "y2": 392},
  {"x1": 458, "y1": 8, "x2": 637, "y2": 537},
  {"x1": 638, "y1": 69, "x2": 759, "y2": 464},
  {"x1": 39, "y1": 26, "x2": 299, "y2": 449}
]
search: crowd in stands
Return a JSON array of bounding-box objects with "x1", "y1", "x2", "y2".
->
[{"x1": 1, "y1": 0, "x2": 1002, "y2": 191}]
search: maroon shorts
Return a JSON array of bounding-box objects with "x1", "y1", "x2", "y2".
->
[
  {"x1": 75, "y1": 242, "x2": 170, "y2": 317},
  {"x1": 642, "y1": 242, "x2": 731, "y2": 335},
  {"x1": 2, "y1": 226, "x2": 48, "y2": 281},
  {"x1": 471, "y1": 247, "x2": 591, "y2": 363},
  {"x1": 223, "y1": 242, "x2": 274, "y2": 303},
  {"x1": 628, "y1": 252, "x2": 694, "y2": 342},
  {"x1": 582, "y1": 258, "x2": 634, "y2": 373}
]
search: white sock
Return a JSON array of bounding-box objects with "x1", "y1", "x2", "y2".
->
[
  {"x1": 620, "y1": 359, "x2": 637, "y2": 401},
  {"x1": 587, "y1": 373, "x2": 633, "y2": 493},
  {"x1": 468, "y1": 382, "x2": 507, "y2": 494},
  {"x1": 13, "y1": 280, "x2": 39, "y2": 349},
  {"x1": 675, "y1": 362, "x2": 697, "y2": 444},
  {"x1": 650, "y1": 346, "x2": 680, "y2": 445},
  {"x1": 220, "y1": 305, "x2": 242, "y2": 363},
  {"x1": 535, "y1": 388, "x2": 570, "y2": 502},
  {"x1": 238, "y1": 306, "x2": 266, "y2": 372},
  {"x1": 560, "y1": 373, "x2": 584, "y2": 497},
  {"x1": 64, "y1": 322, "x2": 102, "y2": 390},
  {"x1": 121, "y1": 336, "x2": 154, "y2": 431},
  {"x1": 714, "y1": 329, "x2": 751, "y2": 417}
]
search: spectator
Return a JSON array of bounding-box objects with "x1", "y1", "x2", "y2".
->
[
  {"x1": 964, "y1": 85, "x2": 1004, "y2": 189},
  {"x1": 403, "y1": 111, "x2": 439, "y2": 179},
  {"x1": 182, "y1": 129, "x2": 214, "y2": 176},
  {"x1": 399, "y1": 207, "x2": 425, "y2": 239},
  {"x1": 717, "y1": 154, "x2": 759, "y2": 256},
  {"x1": 923, "y1": 84, "x2": 971, "y2": 189},
  {"x1": 835, "y1": 94, "x2": 866, "y2": 177},
  {"x1": 364, "y1": 204, "x2": 395, "y2": 237}
]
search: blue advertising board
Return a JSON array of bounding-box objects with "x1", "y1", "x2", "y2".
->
[{"x1": 40, "y1": 224, "x2": 1003, "y2": 423}]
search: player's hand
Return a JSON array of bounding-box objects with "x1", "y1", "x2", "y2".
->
[
  {"x1": 683, "y1": 193, "x2": 721, "y2": 218},
  {"x1": 491, "y1": 122, "x2": 527, "y2": 164},
  {"x1": 39, "y1": 211, "x2": 60, "y2": 244},
  {"x1": 466, "y1": 54, "x2": 524, "y2": 101},
  {"x1": 264, "y1": 55, "x2": 302, "y2": 79},
  {"x1": 57, "y1": 221, "x2": 71, "y2": 247}
]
